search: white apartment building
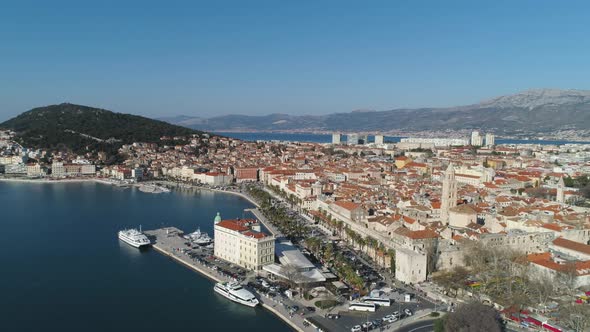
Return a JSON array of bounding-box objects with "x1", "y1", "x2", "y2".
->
[
  {"x1": 214, "y1": 219, "x2": 275, "y2": 271},
  {"x1": 332, "y1": 133, "x2": 341, "y2": 145},
  {"x1": 374, "y1": 134, "x2": 384, "y2": 145},
  {"x1": 485, "y1": 133, "x2": 495, "y2": 147},
  {"x1": 51, "y1": 162, "x2": 65, "y2": 178},
  {"x1": 471, "y1": 131, "x2": 483, "y2": 147}
]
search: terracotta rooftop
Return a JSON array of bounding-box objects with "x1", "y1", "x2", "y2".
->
[
  {"x1": 333, "y1": 200, "x2": 361, "y2": 211},
  {"x1": 216, "y1": 219, "x2": 251, "y2": 232},
  {"x1": 553, "y1": 237, "x2": 590, "y2": 256}
]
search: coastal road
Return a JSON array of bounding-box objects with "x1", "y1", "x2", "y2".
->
[{"x1": 395, "y1": 319, "x2": 435, "y2": 332}]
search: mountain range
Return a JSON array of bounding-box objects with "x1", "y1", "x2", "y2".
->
[{"x1": 159, "y1": 89, "x2": 590, "y2": 135}]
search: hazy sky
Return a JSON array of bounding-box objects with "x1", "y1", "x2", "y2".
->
[{"x1": 1, "y1": 0, "x2": 589, "y2": 121}]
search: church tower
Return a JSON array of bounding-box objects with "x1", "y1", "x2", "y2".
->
[
  {"x1": 556, "y1": 177, "x2": 565, "y2": 204},
  {"x1": 214, "y1": 212, "x2": 222, "y2": 225},
  {"x1": 441, "y1": 163, "x2": 457, "y2": 225}
]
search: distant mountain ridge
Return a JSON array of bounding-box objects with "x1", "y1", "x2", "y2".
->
[
  {"x1": 159, "y1": 89, "x2": 590, "y2": 135},
  {"x1": 0, "y1": 103, "x2": 202, "y2": 155}
]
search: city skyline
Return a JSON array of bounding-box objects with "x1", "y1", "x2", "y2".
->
[{"x1": 1, "y1": 1, "x2": 590, "y2": 120}]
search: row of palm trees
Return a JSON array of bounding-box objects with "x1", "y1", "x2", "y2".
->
[
  {"x1": 315, "y1": 207, "x2": 395, "y2": 271},
  {"x1": 304, "y1": 236, "x2": 366, "y2": 291},
  {"x1": 246, "y1": 186, "x2": 308, "y2": 239}
]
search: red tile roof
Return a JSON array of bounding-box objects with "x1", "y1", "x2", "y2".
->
[
  {"x1": 553, "y1": 237, "x2": 590, "y2": 256},
  {"x1": 216, "y1": 219, "x2": 250, "y2": 232}
]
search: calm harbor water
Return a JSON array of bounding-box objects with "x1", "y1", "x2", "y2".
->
[
  {"x1": 216, "y1": 131, "x2": 590, "y2": 145},
  {"x1": 0, "y1": 182, "x2": 291, "y2": 332}
]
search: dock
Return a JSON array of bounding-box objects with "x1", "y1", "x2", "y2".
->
[
  {"x1": 144, "y1": 227, "x2": 310, "y2": 332},
  {"x1": 144, "y1": 227, "x2": 227, "y2": 283}
]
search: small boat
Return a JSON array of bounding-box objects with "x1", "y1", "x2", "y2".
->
[
  {"x1": 118, "y1": 226, "x2": 150, "y2": 248},
  {"x1": 138, "y1": 184, "x2": 170, "y2": 194},
  {"x1": 184, "y1": 227, "x2": 213, "y2": 245},
  {"x1": 214, "y1": 282, "x2": 259, "y2": 307}
]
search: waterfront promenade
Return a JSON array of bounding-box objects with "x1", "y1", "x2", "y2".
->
[{"x1": 145, "y1": 227, "x2": 314, "y2": 332}]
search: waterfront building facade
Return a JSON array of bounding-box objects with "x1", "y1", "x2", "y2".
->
[{"x1": 214, "y1": 219, "x2": 275, "y2": 271}]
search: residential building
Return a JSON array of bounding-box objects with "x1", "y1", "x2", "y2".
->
[
  {"x1": 332, "y1": 133, "x2": 341, "y2": 145},
  {"x1": 471, "y1": 131, "x2": 483, "y2": 147}
]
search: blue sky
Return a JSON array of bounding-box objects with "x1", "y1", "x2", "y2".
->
[{"x1": 1, "y1": 0, "x2": 589, "y2": 120}]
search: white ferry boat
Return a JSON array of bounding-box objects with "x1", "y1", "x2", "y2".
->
[
  {"x1": 118, "y1": 226, "x2": 151, "y2": 248},
  {"x1": 213, "y1": 282, "x2": 259, "y2": 307}
]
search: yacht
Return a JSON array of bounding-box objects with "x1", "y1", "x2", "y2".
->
[
  {"x1": 184, "y1": 227, "x2": 213, "y2": 246},
  {"x1": 118, "y1": 226, "x2": 150, "y2": 248},
  {"x1": 213, "y1": 282, "x2": 259, "y2": 307}
]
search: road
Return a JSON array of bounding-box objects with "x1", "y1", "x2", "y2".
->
[{"x1": 395, "y1": 319, "x2": 435, "y2": 332}]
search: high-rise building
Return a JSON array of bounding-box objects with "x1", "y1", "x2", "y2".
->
[
  {"x1": 485, "y1": 133, "x2": 495, "y2": 147},
  {"x1": 441, "y1": 163, "x2": 458, "y2": 225},
  {"x1": 347, "y1": 133, "x2": 359, "y2": 145},
  {"x1": 374, "y1": 134, "x2": 384, "y2": 145},
  {"x1": 332, "y1": 133, "x2": 341, "y2": 145},
  {"x1": 358, "y1": 134, "x2": 368, "y2": 145},
  {"x1": 471, "y1": 131, "x2": 483, "y2": 147}
]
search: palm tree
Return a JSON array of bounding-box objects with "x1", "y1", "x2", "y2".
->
[
  {"x1": 357, "y1": 237, "x2": 367, "y2": 252},
  {"x1": 388, "y1": 249, "x2": 396, "y2": 274}
]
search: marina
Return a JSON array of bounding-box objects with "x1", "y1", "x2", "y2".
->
[{"x1": 144, "y1": 226, "x2": 312, "y2": 332}]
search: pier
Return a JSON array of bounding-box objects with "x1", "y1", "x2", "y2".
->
[{"x1": 145, "y1": 227, "x2": 311, "y2": 332}]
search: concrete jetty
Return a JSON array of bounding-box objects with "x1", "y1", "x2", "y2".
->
[{"x1": 144, "y1": 227, "x2": 309, "y2": 332}]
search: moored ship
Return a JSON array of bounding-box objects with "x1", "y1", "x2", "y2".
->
[
  {"x1": 118, "y1": 226, "x2": 151, "y2": 248},
  {"x1": 213, "y1": 282, "x2": 259, "y2": 307}
]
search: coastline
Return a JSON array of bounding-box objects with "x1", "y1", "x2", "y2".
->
[
  {"x1": 0, "y1": 177, "x2": 114, "y2": 185},
  {"x1": 204, "y1": 187, "x2": 260, "y2": 208},
  {"x1": 146, "y1": 228, "x2": 304, "y2": 332},
  {"x1": 1, "y1": 177, "x2": 300, "y2": 332}
]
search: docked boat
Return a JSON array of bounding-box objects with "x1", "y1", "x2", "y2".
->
[
  {"x1": 184, "y1": 227, "x2": 213, "y2": 246},
  {"x1": 118, "y1": 226, "x2": 151, "y2": 248},
  {"x1": 213, "y1": 282, "x2": 259, "y2": 307},
  {"x1": 138, "y1": 184, "x2": 170, "y2": 194}
]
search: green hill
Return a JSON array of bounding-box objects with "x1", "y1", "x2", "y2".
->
[{"x1": 0, "y1": 103, "x2": 203, "y2": 155}]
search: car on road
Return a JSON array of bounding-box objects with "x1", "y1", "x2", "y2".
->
[
  {"x1": 305, "y1": 306, "x2": 316, "y2": 313},
  {"x1": 361, "y1": 322, "x2": 373, "y2": 330},
  {"x1": 351, "y1": 325, "x2": 362, "y2": 332},
  {"x1": 404, "y1": 308, "x2": 413, "y2": 316},
  {"x1": 326, "y1": 313, "x2": 340, "y2": 319},
  {"x1": 383, "y1": 314, "x2": 398, "y2": 323}
]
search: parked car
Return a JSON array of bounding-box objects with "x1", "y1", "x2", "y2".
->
[
  {"x1": 351, "y1": 325, "x2": 362, "y2": 332},
  {"x1": 361, "y1": 322, "x2": 373, "y2": 330},
  {"x1": 383, "y1": 314, "x2": 398, "y2": 323}
]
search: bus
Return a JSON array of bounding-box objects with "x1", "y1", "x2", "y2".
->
[
  {"x1": 348, "y1": 302, "x2": 376, "y2": 312},
  {"x1": 362, "y1": 297, "x2": 391, "y2": 307}
]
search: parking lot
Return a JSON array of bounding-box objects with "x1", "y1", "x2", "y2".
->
[{"x1": 312, "y1": 288, "x2": 428, "y2": 332}]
